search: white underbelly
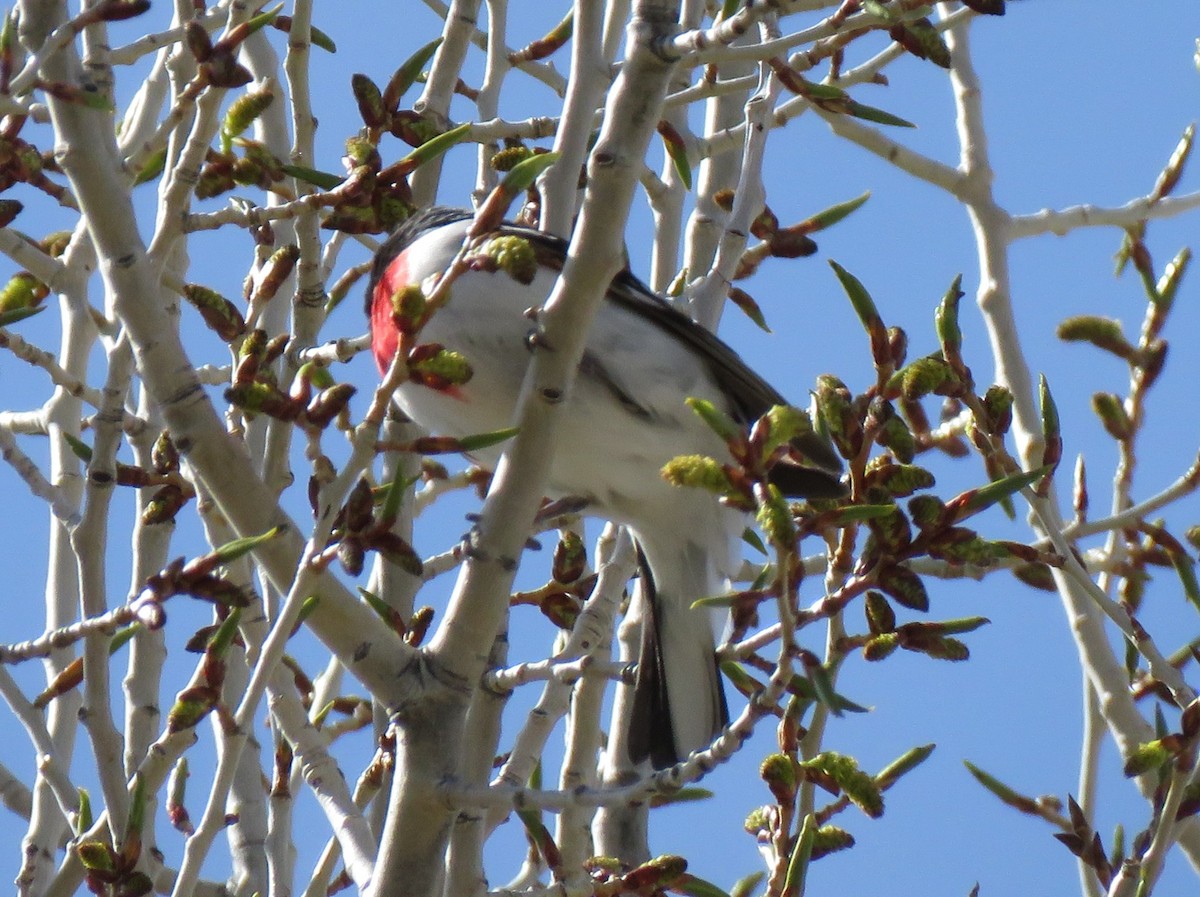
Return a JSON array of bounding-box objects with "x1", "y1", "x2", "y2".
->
[{"x1": 395, "y1": 269, "x2": 738, "y2": 531}]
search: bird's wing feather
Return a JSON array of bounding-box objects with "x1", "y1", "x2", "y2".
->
[
  {"x1": 628, "y1": 532, "x2": 730, "y2": 767},
  {"x1": 509, "y1": 223, "x2": 845, "y2": 482}
]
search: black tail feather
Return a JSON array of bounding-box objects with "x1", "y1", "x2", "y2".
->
[{"x1": 627, "y1": 548, "x2": 729, "y2": 769}]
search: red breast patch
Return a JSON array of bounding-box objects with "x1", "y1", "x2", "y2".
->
[
  {"x1": 368, "y1": 248, "x2": 468, "y2": 402},
  {"x1": 369, "y1": 249, "x2": 409, "y2": 373}
]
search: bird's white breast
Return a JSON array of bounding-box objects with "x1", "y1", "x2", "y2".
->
[{"x1": 392, "y1": 219, "x2": 745, "y2": 574}]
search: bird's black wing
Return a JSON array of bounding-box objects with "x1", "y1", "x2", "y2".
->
[
  {"x1": 601, "y1": 269, "x2": 844, "y2": 486},
  {"x1": 505, "y1": 222, "x2": 845, "y2": 491}
]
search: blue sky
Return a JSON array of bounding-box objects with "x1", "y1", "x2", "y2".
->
[{"x1": 1, "y1": 2, "x2": 1198, "y2": 894}]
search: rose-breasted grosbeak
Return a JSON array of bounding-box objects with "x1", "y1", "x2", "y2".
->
[{"x1": 367, "y1": 207, "x2": 844, "y2": 768}]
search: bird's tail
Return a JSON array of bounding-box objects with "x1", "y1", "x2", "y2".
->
[{"x1": 626, "y1": 533, "x2": 730, "y2": 768}]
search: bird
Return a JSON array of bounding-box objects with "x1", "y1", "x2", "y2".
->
[{"x1": 366, "y1": 206, "x2": 844, "y2": 768}]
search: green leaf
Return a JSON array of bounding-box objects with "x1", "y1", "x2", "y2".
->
[
  {"x1": 515, "y1": 805, "x2": 561, "y2": 869},
  {"x1": 0, "y1": 304, "x2": 46, "y2": 327},
  {"x1": 279, "y1": 163, "x2": 342, "y2": 190},
  {"x1": 378, "y1": 461, "x2": 412, "y2": 529},
  {"x1": 729, "y1": 873, "x2": 763, "y2": 897},
  {"x1": 804, "y1": 81, "x2": 849, "y2": 101},
  {"x1": 124, "y1": 774, "x2": 147, "y2": 844},
  {"x1": 802, "y1": 190, "x2": 870, "y2": 232},
  {"x1": 741, "y1": 527, "x2": 768, "y2": 556},
  {"x1": 826, "y1": 504, "x2": 899, "y2": 524},
  {"x1": 1039, "y1": 375, "x2": 1060, "y2": 439},
  {"x1": 108, "y1": 623, "x2": 142, "y2": 655},
  {"x1": 676, "y1": 874, "x2": 730, "y2": 897},
  {"x1": 783, "y1": 814, "x2": 817, "y2": 895},
  {"x1": 874, "y1": 743, "x2": 936, "y2": 789},
  {"x1": 658, "y1": 120, "x2": 692, "y2": 191},
  {"x1": 1152, "y1": 122, "x2": 1195, "y2": 201},
  {"x1": 296, "y1": 595, "x2": 320, "y2": 627},
  {"x1": 727, "y1": 287, "x2": 771, "y2": 332},
  {"x1": 935, "y1": 274, "x2": 965, "y2": 358},
  {"x1": 515, "y1": 11, "x2": 574, "y2": 63},
  {"x1": 76, "y1": 788, "x2": 93, "y2": 835},
  {"x1": 892, "y1": 18, "x2": 952, "y2": 69},
  {"x1": 63, "y1": 432, "x2": 94, "y2": 463},
  {"x1": 719, "y1": 661, "x2": 763, "y2": 696},
  {"x1": 76, "y1": 89, "x2": 116, "y2": 112},
  {"x1": 76, "y1": 840, "x2": 116, "y2": 872},
  {"x1": 206, "y1": 607, "x2": 242, "y2": 655},
  {"x1": 844, "y1": 100, "x2": 916, "y2": 129},
  {"x1": 397, "y1": 121, "x2": 472, "y2": 171},
  {"x1": 691, "y1": 593, "x2": 735, "y2": 609},
  {"x1": 1155, "y1": 246, "x2": 1191, "y2": 311},
  {"x1": 456, "y1": 426, "x2": 520, "y2": 453},
  {"x1": 650, "y1": 786, "x2": 714, "y2": 807},
  {"x1": 686, "y1": 396, "x2": 743, "y2": 442},
  {"x1": 924, "y1": 615, "x2": 990, "y2": 635},
  {"x1": 961, "y1": 466, "x2": 1047, "y2": 514},
  {"x1": 373, "y1": 472, "x2": 421, "y2": 521},
  {"x1": 242, "y1": 3, "x2": 284, "y2": 37},
  {"x1": 877, "y1": 563, "x2": 928, "y2": 611},
  {"x1": 0, "y1": 11, "x2": 14, "y2": 56},
  {"x1": 806, "y1": 659, "x2": 844, "y2": 717},
  {"x1": 358, "y1": 587, "x2": 400, "y2": 626},
  {"x1": 788, "y1": 673, "x2": 869, "y2": 713},
  {"x1": 1123, "y1": 739, "x2": 1172, "y2": 778},
  {"x1": 212, "y1": 525, "x2": 286, "y2": 564},
  {"x1": 862, "y1": 0, "x2": 895, "y2": 21},
  {"x1": 1056, "y1": 315, "x2": 1135, "y2": 359},
  {"x1": 499, "y1": 150, "x2": 560, "y2": 194},
  {"x1": 133, "y1": 148, "x2": 166, "y2": 185},
  {"x1": 829, "y1": 260, "x2": 881, "y2": 330},
  {"x1": 1167, "y1": 542, "x2": 1200, "y2": 613},
  {"x1": 964, "y1": 760, "x2": 1036, "y2": 811},
  {"x1": 308, "y1": 25, "x2": 337, "y2": 53},
  {"x1": 384, "y1": 37, "x2": 443, "y2": 109},
  {"x1": 1038, "y1": 374, "x2": 1061, "y2": 484}
]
